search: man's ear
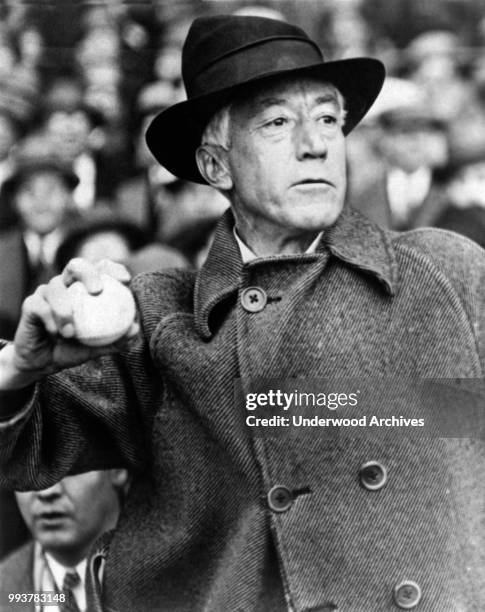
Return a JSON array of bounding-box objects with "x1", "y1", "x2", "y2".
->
[
  {"x1": 109, "y1": 469, "x2": 130, "y2": 495},
  {"x1": 196, "y1": 144, "x2": 233, "y2": 191}
]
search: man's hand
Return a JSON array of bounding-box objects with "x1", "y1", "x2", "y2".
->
[{"x1": 0, "y1": 258, "x2": 140, "y2": 390}]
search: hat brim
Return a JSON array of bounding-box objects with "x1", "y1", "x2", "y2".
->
[
  {"x1": 2, "y1": 162, "x2": 79, "y2": 196},
  {"x1": 146, "y1": 57, "x2": 385, "y2": 184}
]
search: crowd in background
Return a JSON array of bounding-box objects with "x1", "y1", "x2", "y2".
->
[{"x1": 2, "y1": 0, "x2": 485, "y2": 559}]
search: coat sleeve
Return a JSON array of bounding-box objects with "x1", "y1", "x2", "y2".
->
[
  {"x1": 0, "y1": 331, "x2": 161, "y2": 492},
  {"x1": 399, "y1": 228, "x2": 485, "y2": 375}
]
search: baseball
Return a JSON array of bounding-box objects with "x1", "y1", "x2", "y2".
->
[{"x1": 68, "y1": 274, "x2": 137, "y2": 346}]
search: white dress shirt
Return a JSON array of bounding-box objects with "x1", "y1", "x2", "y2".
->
[
  {"x1": 23, "y1": 229, "x2": 63, "y2": 268},
  {"x1": 386, "y1": 166, "x2": 432, "y2": 226},
  {"x1": 33, "y1": 542, "x2": 87, "y2": 612},
  {"x1": 233, "y1": 228, "x2": 323, "y2": 263}
]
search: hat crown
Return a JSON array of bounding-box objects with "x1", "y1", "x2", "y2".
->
[{"x1": 182, "y1": 15, "x2": 319, "y2": 88}]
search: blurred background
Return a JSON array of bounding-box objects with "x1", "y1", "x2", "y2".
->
[{"x1": 2, "y1": 0, "x2": 485, "y2": 560}]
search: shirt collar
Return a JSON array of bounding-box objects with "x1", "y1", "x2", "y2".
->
[
  {"x1": 33, "y1": 542, "x2": 87, "y2": 611},
  {"x1": 194, "y1": 206, "x2": 399, "y2": 340},
  {"x1": 44, "y1": 551, "x2": 87, "y2": 590},
  {"x1": 233, "y1": 227, "x2": 324, "y2": 263},
  {"x1": 23, "y1": 229, "x2": 63, "y2": 266}
]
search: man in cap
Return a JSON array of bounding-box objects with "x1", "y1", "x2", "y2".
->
[
  {"x1": 0, "y1": 136, "x2": 80, "y2": 339},
  {"x1": 0, "y1": 14, "x2": 484, "y2": 612},
  {"x1": 349, "y1": 77, "x2": 450, "y2": 230},
  {"x1": 0, "y1": 469, "x2": 129, "y2": 612}
]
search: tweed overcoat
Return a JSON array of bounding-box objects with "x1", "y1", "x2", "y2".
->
[{"x1": 0, "y1": 207, "x2": 484, "y2": 612}]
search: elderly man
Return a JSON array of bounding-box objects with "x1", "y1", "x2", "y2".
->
[{"x1": 0, "y1": 15, "x2": 484, "y2": 612}]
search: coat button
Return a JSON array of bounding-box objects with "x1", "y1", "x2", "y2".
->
[
  {"x1": 359, "y1": 461, "x2": 387, "y2": 491},
  {"x1": 241, "y1": 287, "x2": 267, "y2": 312},
  {"x1": 267, "y1": 485, "x2": 293, "y2": 512},
  {"x1": 393, "y1": 580, "x2": 422, "y2": 609}
]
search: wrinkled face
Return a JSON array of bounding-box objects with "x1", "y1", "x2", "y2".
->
[
  {"x1": 14, "y1": 171, "x2": 71, "y2": 235},
  {"x1": 226, "y1": 76, "x2": 347, "y2": 234},
  {"x1": 15, "y1": 470, "x2": 126, "y2": 564}
]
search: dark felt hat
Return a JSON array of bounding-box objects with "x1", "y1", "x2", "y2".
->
[{"x1": 146, "y1": 14, "x2": 385, "y2": 184}]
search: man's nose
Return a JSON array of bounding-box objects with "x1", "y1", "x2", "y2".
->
[
  {"x1": 36, "y1": 481, "x2": 64, "y2": 501},
  {"x1": 294, "y1": 119, "x2": 328, "y2": 160}
]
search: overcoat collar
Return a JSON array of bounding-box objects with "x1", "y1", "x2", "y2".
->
[{"x1": 194, "y1": 206, "x2": 399, "y2": 339}]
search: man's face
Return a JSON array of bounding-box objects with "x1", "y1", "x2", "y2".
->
[
  {"x1": 45, "y1": 110, "x2": 92, "y2": 161},
  {"x1": 225, "y1": 76, "x2": 347, "y2": 235},
  {"x1": 15, "y1": 470, "x2": 126, "y2": 565},
  {"x1": 14, "y1": 171, "x2": 71, "y2": 235},
  {"x1": 379, "y1": 125, "x2": 447, "y2": 173}
]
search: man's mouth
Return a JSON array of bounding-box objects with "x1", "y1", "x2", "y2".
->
[
  {"x1": 293, "y1": 179, "x2": 334, "y2": 187},
  {"x1": 34, "y1": 511, "x2": 70, "y2": 525}
]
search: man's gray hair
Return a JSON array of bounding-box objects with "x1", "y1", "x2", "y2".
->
[
  {"x1": 201, "y1": 104, "x2": 232, "y2": 150},
  {"x1": 200, "y1": 84, "x2": 347, "y2": 150}
]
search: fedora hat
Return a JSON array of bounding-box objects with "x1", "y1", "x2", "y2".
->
[
  {"x1": 146, "y1": 14, "x2": 385, "y2": 184},
  {"x1": 1, "y1": 135, "x2": 79, "y2": 197}
]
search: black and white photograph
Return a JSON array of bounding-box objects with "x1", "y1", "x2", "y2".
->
[{"x1": 0, "y1": 1, "x2": 484, "y2": 610}]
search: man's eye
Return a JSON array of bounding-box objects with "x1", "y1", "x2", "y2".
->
[
  {"x1": 266, "y1": 117, "x2": 287, "y2": 127},
  {"x1": 318, "y1": 114, "x2": 338, "y2": 125}
]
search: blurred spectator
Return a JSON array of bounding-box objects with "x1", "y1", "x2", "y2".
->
[
  {"x1": 116, "y1": 73, "x2": 227, "y2": 267},
  {"x1": 41, "y1": 104, "x2": 123, "y2": 210},
  {"x1": 152, "y1": 179, "x2": 228, "y2": 268},
  {"x1": 42, "y1": 74, "x2": 85, "y2": 116},
  {"x1": 350, "y1": 77, "x2": 450, "y2": 230},
  {"x1": 0, "y1": 137, "x2": 79, "y2": 338},
  {"x1": 75, "y1": 21, "x2": 123, "y2": 125},
  {"x1": 0, "y1": 470, "x2": 129, "y2": 612},
  {"x1": 317, "y1": 0, "x2": 395, "y2": 64},
  {"x1": 21, "y1": 2, "x2": 85, "y2": 80},
  {"x1": 435, "y1": 155, "x2": 485, "y2": 249},
  {"x1": 115, "y1": 80, "x2": 182, "y2": 232},
  {"x1": 320, "y1": 1, "x2": 374, "y2": 59},
  {"x1": 54, "y1": 207, "x2": 187, "y2": 276},
  {"x1": 403, "y1": 30, "x2": 478, "y2": 123}
]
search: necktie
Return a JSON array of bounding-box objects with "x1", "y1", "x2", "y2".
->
[{"x1": 60, "y1": 570, "x2": 81, "y2": 612}]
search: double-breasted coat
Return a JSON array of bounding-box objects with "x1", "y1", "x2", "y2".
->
[{"x1": 0, "y1": 207, "x2": 484, "y2": 611}]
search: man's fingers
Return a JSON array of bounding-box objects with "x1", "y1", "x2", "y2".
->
[
  {"x1": 61, "y1": 257, "x2": 132, "y2": 293},
  {"x1": 22, "y1": 288, "x2": 59, "y2": 336},
  {"x1": 62, "y1": 258, "x2": 104, "y2": 294},
  {"x1": 95, "y1": 259, "x2": 132, "y2": 284},
  {"x1": 43, "y1": 277, "x2": 75, "y2": 336}
]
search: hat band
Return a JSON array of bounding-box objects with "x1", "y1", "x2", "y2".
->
[{"x1": 188, "y1": 38, "x2": 323, "y2": 99}]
